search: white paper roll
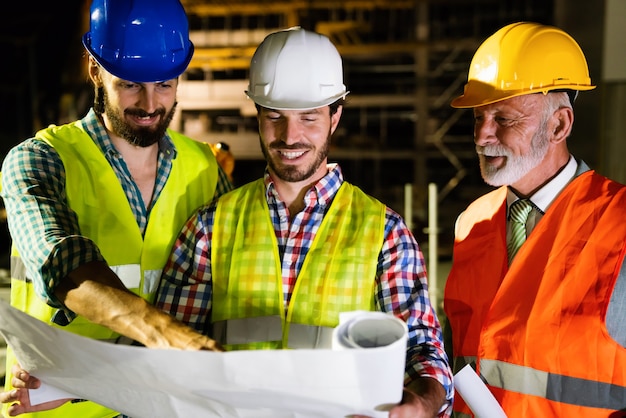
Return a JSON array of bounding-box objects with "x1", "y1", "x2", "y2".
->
[
  {"x1": 332, "y1": 311, "x2": 408, "y2": 350},
  {"x1": 454, "y1": 364, "x2": 508, "y2": 418}
]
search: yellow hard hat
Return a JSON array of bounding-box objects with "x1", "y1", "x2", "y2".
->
[{"x1": 451, "y1": 22, "x2": 596, "y2": 108}]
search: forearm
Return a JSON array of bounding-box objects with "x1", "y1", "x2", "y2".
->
[
  {"x1": 156, "y1": 209, "x2": 215, "y2": 333},
  {"x1": 56, "y1": 260, "x2": 222, "y2": 351}
]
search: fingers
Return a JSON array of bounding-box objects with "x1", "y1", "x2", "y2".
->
[
  {"x1": 206, "y1": 338, "x2": 225, "y2": 352},
  {"x1": 0, "y1": 387, "x2": 30, "y2": 416},
  {"x1": 186, "y1": 333, "x2": 224, "y2": 352},
  {"x1": 198, "y1": 336, "x2": 225, "y2": 352},
  {"x1": 9, "y1": 366, "x2": 41, "y2": 390},
  {"x1": 6, "y1": 400, "x2": 29, "y2": 417},
  {"x1": 0, "y1": 388, "x2": 19, "y2": 404},
  {"x1": 1, "y1": 386, "x2": 72, "y2": 415},
  {"x1": 1, "y1": 364, "x2": 71, "y2": 415},
  {"x1": 204, "y1": 335, "x2": 225, "y2": 352}
]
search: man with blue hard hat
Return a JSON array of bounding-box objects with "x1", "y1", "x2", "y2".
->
[{"x1": 0, "y1": 0, "x2": 231, "y2": 417}]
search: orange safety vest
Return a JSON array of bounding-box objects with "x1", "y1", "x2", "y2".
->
[{"x1": 445, "y1": 171, "x2": 626, "y2": 417}]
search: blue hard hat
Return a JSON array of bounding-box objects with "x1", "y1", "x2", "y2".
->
[{"x1": 82, "y1": 0, "x2": 194, "y2": 83}]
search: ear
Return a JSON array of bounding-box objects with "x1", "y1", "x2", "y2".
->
[
  {"x1": 551, "y1": 106, "x2": 574, "y2": 144},
  {"x1": 88, "y1": 56, "x2": 103, "y2": 87},
  {"x1": 330, "y1": 105, "x2": 343, "y2": 135}
]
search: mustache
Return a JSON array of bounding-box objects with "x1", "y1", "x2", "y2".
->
[
  {"x1": 476, "y1": 144, "x2": 510, "y2": 157},
  {"x1": 269, "y1": 143, "x2": 312, "y2": 151},
  {"x1": 125, "y1": 108, "x2": 166, "y2": 118}
]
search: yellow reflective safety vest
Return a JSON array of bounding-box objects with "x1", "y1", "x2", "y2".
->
[
  {"x1": 4, "y1": 121, "x2": 218, "y2": 418},
  {"x1": 445, "y1": 171, "x2": 626, "y2": 417},
  {"x1": 212, "y1": 179, "x2": 386, "y2": 351}
]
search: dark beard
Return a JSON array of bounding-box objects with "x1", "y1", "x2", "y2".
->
[
  {"x1": 260, "y1": 134, "x2": 330, "y2": 183},
  {"x1": 104, "y1": 95, "x2": 176, "y2": 148}
]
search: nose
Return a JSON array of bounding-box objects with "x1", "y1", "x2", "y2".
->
[
  {"x1": 281, "y1": 118, "x2": 302, "y2": 144},
  {"x1": 474, "y1": 117, "x2": 497, "y2": 146},
  {"x1": 137, "y1": 85, "x2": 158, "y2": 114}
]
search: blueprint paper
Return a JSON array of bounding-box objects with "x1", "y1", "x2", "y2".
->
[{"x1": 0, "y1": 300, "x2": 407, "y2": 418}]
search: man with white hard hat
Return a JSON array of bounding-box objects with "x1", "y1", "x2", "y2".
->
[{"x1": 157, "y1": 26, "x2": 454, "y2": 417}]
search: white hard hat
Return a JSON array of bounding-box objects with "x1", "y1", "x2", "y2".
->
[{"x1": 246, "y1": 27, "x2": 348, "y2": 110}]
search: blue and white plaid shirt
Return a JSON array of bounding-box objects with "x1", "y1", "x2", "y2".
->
[{"x1": 0, "y1": 108, "x2": 232, "y2": 313}]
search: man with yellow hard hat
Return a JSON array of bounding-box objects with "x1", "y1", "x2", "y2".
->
[{"x1": 444, "y1": 22, "x2": 626, "y2": 417}]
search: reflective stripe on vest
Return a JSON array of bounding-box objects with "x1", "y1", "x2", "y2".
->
[
  {"x1": 481, "y1": 359, "x2": 626, "y2": 410},
  {"x1": 109, "y1": 264, "x2": 141, "y2": 289},
  {"x1": 288, "y1": 322, "x2": 334, "y2": 348},
  {"x1": 212, "y1": 316, "x2": 335, "y2": 348},
  {"x1": 11, "y1": 257, "x2": 161, "y2": 297},
  {"x1": 109, "y1": 265, "x2": 162, "y2": 296},
  {"x1": 10, "y1": 256, "x2": 27, "y2": 282}
]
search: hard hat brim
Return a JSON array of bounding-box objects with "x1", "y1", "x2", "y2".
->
[
  {"x1": 451, "y1": 79, "x2": 596, "y2": 108},
  {"x1": 245, "y1": 90, "x2": 349, "y2": 111},
  {"x1": 82, "y1": 32, "x2": 194, "y2": 83}
]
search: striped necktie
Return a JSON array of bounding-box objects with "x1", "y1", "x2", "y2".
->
[{"x1": 507, "y1": 199, "x2": 533, "y2": 264}]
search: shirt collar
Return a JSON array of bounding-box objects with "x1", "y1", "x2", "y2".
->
[{"x1": 507, "y1": 154, "x2": 578, "y2": 212}]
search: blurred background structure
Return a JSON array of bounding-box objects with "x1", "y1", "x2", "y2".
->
[{"x1": 0, "y1": 0, "x2": 625, "y2": 381}]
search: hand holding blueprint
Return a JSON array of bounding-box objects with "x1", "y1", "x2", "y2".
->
[{"x1": 0, "y1": 301, "x2": 408, "y2": 418}]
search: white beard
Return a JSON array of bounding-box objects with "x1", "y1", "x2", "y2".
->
[{"x1": 477, "y1": 123, "x2": 550, "y2": 187}]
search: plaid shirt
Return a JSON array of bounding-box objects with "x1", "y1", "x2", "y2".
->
[
  {"x1": 157, "y1": 164, "x2": 453, "y2": 414},
  {"x1": 0, "y1": 108, "x2": 232, "y2": 314}
]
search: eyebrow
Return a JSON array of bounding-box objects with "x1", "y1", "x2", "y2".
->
[
  {"x1": 264, "y1": 108, "x2": 322, "y2": 116},
  {"x1": 299, "y1": 110, "x2": 321, "y2": 116}
]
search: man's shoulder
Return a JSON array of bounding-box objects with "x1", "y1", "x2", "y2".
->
[
  {"x1": 166, "y1": 129, "x2": 206, "y2": 145},
  {"x1": 34, "y1": 121, "x2": 90, "y2": 146},
  {"x1": 337, "y1": 181, "x2": 380, "y2": 201},
  {"x1": 167, "y1": 130, "x2": 214, "y2": 151},
  {"x1": 3, "y1": 121, "x2": 85, "y2": 171},
  {"x1": 454, "y1": 187, "x2": 507, "y2": 232},
  {"x1": 167, "y1": 130, "x2": 218, "y2": 162},
  {"x1": 468, "y1": 186, "x2": 507, "y2": 209}
]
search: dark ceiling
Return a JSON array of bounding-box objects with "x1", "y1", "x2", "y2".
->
[
  {"x1": 0, "y1": 0, "x2": 556, "y2": 158},
  {"x1": 0, "y1": 0, "x2": 86, "y2": 154}
]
